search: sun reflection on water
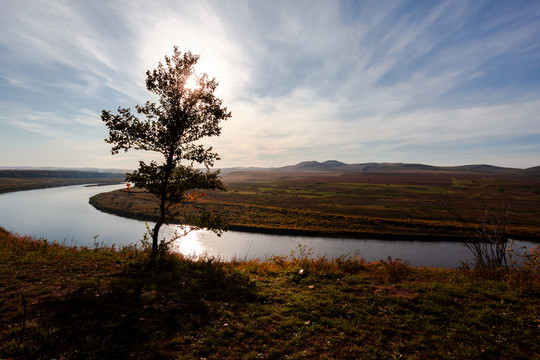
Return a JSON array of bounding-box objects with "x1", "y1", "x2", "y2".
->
[{"x1": 162, "y1": 224, "x2": 206, "y2": 258}]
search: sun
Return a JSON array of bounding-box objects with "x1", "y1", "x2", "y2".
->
[{"x1": 185, "y1": 76, "x2": 198, "y2": 90}]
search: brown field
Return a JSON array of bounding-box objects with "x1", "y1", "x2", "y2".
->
[{"x1": 90, "y1": 169, "x2": 540, "y2": 241}]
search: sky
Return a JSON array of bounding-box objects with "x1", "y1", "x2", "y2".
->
[{"x1": 1, "y1": 0, "x2": 539, "y2": 170}]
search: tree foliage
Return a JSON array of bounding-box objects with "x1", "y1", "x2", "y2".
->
[{"x1": 101, "y1": 46, "x2": 231, "y2": 256}]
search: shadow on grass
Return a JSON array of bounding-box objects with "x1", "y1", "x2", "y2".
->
[{"x1": 12, "y1": 257, "x2": 256, "y2": 360}]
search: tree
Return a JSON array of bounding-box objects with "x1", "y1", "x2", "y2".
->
[
  {"x1": 441, "y1": 196, "x2": 513, "y2": 271},
  {"x1": 101, "y1": 46, "x2": 231, "y2": 257}
]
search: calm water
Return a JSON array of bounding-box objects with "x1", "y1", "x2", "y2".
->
[{"x1": 0, "y1": 184, "x2": 535, "y2": 268}]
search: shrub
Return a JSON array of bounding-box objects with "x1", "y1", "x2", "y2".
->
[{"x1": 381, "y1": 256, "x2": 411, "y2": 283}]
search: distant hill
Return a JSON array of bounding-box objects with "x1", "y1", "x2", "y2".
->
[
  {"x1": 218, "y1": 166, "x2": 267, "y2": 176},
  {"x1": 353, "y1": 163, "x2": 439, "y2": 172},
  {"x1": 5, "y1": 162, "x2": 537, "y2": 178},
  {"x1": 222, "y1": 160, "x2": 538, "y2": 177},
  {"x1": 0, "y1": 166, "x2": 130, "y2": 174},
  {"x1": 521, "y1": 166, "x2": 540, "y2": 176},
  {"x1": 277, "y1": 161, "x2": 338, "y2": 172},
  {"x1": 0, "y1": 169, "x2": 125, "y2": 179}
]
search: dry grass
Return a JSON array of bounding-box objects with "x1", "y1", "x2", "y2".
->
[
  {"x1": 1, "y1": 229, "x2": 539, "y2": 359},
  {"x1": 90, "y1": 173, "x2": 540, "y2": 240}
]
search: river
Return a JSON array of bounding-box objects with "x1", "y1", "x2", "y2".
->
[{"x1": 0, "y1": 184, "x2": 535, "y2": 267}]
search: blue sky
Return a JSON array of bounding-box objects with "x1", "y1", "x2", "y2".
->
[{"x1": 1, "y1": 0, "x2": 539, "y2": 169}]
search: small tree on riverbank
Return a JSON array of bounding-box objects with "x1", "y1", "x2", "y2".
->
[
  {"x1": 101, "y1": 46, "x2": 231, "y2": 257},
  {"x1": 441, "y1": 196, "x2": 513, "y2": 271}
]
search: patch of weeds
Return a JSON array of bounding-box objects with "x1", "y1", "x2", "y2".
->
[{"x1": 381, "y1": 256, "x2": 412, "y2": 283}]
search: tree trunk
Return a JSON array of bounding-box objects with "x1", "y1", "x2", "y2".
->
[
  {"x1": 151, "y1": 221, "x2": 163, "y2": 257},
  {"x1": 151, "y1": 145, "x2": 176, "y2": 257}
]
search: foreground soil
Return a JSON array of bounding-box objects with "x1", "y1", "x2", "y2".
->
[
  {"x1": 89, "y1": 171, "x2": 540, "y2": 241},
  {"x1": 1, "y1": 228, "x2": 539, "y2": 359}
]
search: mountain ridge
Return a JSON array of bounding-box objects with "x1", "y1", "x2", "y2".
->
[
  {"x1": 223, "y1": 160, "x2": 540, "y2": 176},
  {"x1": 3, "y1": 161, "x2": 539, "y2": 176}
]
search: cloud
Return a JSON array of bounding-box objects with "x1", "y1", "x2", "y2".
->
[
  {"x1": 1, "y1": 0, "x2": 539, "y2": 168},
  {"x1": 0, "y1": 103, "x2": 104, "y2": 138},
  {"x1": 1, "y1": 1, "x2": 145, "y2": 102}
]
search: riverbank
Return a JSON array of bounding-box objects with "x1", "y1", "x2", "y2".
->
[
  {"x1": 88, "y1": 192, "x2": 464, "y2": 241},
  {"x1": 89, "y1": 185, "x2": 540, "y2": 241},
  {"x1": 1, "y1": 228, "x2": 538, "y2": 359},
  {"x1": 0, "y1": 169, "x2": 125, "y2": 194}
]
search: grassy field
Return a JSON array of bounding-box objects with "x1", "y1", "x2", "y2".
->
[
  {"x1": 0, "y1": 170, "x2": 125, "y2": 194},
  {"x1": 1, "y1": 228, "x2": 539, "y2": 359},
  {"x1": 89, "y1": 171, "x2": 540, "y2": 241}
]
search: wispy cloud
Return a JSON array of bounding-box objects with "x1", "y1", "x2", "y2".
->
[
  {"x1": 0, "y1": 103, "x2": 103, "y2": 138},
  {"x1": 0, "y1": 0, "x2": 539, "y2": 168}
]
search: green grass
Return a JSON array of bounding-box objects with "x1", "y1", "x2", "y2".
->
[{"x1": 1, "y1": 228, "x2": 539, "y2": 359}]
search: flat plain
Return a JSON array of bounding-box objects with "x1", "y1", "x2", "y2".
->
[{"x1": 90, "y1": 168, "x2": 540, "y2": 241}]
